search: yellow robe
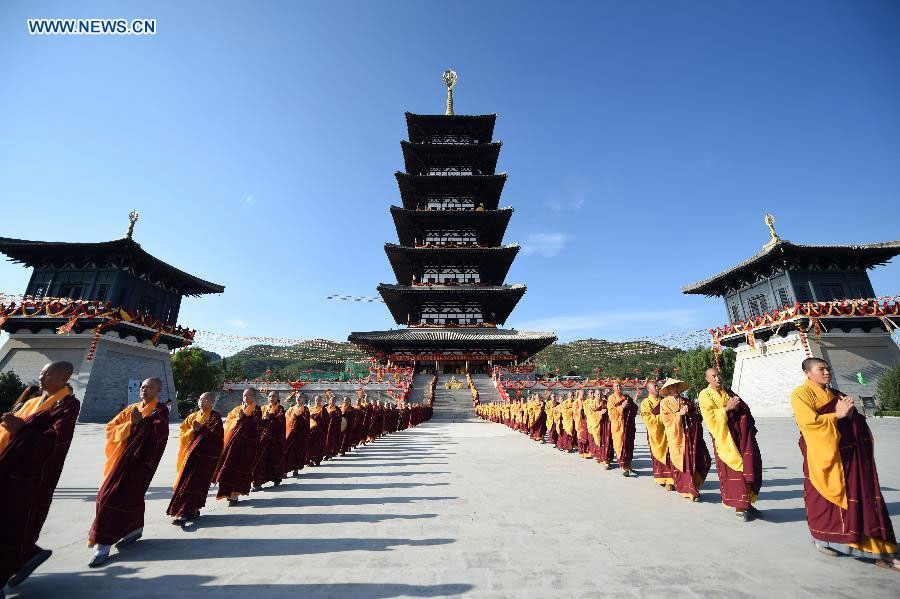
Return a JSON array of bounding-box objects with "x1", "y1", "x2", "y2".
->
[
  {"x1": 639, "y1": 395, "x2": 672, "y2": 485},
  {"x1": 0, "y1": 387, "x2": 70, "y2": 454},
  {"x1": 659, "y1": 396, "x2": 686, "y2": 472},
  {"x1": 174, "y1": 408, "x2": 212, "y2": 489},
  {"x1": 224, "y1": 401, "x2": 257, "y2": 443},
  {"x1": 698, "y1": 386, "x2": 743, "y2": 472},
  {"x1": 102, "y1": 398, "x2": 159, "y2": 482}
]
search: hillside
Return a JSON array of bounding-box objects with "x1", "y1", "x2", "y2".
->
[{"x1": 217, "y1": 338, "x2": 684, "y2": 380}]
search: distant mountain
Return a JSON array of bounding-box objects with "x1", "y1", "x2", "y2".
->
[{"x1": 219, "y1": 338, "x2": 683, "y2": 380}]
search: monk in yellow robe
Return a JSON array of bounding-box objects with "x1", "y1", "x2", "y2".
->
[
  {"x1": 88, "y1": 378, "x2": 170, "y2": 566},
  {"x1": 639, "y1": 381, "x2": 673, "y2": 489},
  {"x1": 791, "y1": 358, "x2": 897, "y2": 570},
  {"x1": 606, "y1": 382, "x2": 638, "y2": 477},
  {"x1": 699, "y1": 368, "x2": 762, "y2": 522},
  {"x1": 659, "y1": 378, "x2": 711, "y2": 501},
  {"x1": 166, "y1": 392, "x2": 223, "y2": 524}
]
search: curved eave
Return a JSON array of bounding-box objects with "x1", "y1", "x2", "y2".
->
[
  {"x1": 400, "y1": 141, "x2": 501, "y2": 176},
  {"x1": 0, "y1": 237, "x2": 225, "y2": 296},
  {"x1": 384, "y1": 243, "x2": 519, "y2": 286},
  {"x1": 348, "y1": 327, "x2": 557, "y2": 359},
  {"x1": 377, "y1": 284, "x2": 526, "y2": 325},
  {"x1": 682, "y1": 239, "x2": 900, "y2": 297},
  {"x1": 404, "y1": 112, "x2": 497, "y2": 143},
  {"x1": 395, "y1": 173, "x2": 507, "y2": 210},
  {"x1": 389, "y1": 206, "x2": 513, "y2": 246}
]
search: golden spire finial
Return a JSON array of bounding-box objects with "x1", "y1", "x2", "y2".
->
[
  {"x1": 764, "y1": 212, "x2": 778, "y2": 242},
  {"x1": 442, "y1": 69, "x2": 458, "y2": 116},
  {"x1": 126, "y1": 211, "x2": 139, "y2": 239}
]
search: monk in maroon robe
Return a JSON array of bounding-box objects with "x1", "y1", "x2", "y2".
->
[
  {"x1": 89, "y1": 377, "x2": 169, "y2": 567},
  {"x1": 306, "y1": 397, "x2": 327, "y2": 466},
  {"x1": 594, "y1": 394, "x2": 615, "y2": 467},
  {"x1": 0, "y1": 361, "x2": 79, "y2": 588},
  {"x1": 659, "y1": 379, "x2": 711, "y2": 502},
  {"x1": 323, "y1": 397, "x2": 343, "y2": 460},
  {"x1": 215, "y1": 388, "x2": 261, "y2": 505},
  {"x1": 792, "y1": 358, "x2": 898, "y2": 570},
  {"x1": 252, "y1": 391, "x2": 286, "y2": 490},
  {"x1": 606, "y1": 382, "x2": 638, "y2": 476},
  {"x1": 340, "y1": 398, "x2": 356, "y2": 455},
  {"x1": 166, "y1": 392, "x2": 223, "y2": 523},
  {"x1": 284, "y1": 394, "x2": 310, "y2": 477}
]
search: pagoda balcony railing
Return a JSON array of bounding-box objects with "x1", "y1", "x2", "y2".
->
[
  {"x1": 414, "y1": 242, "x2": 486, "y2": 249},
  {"x1": 411, "y1": 281, "x2": 486, "y2": 287},
  {"x1": 410, "y1": 321, "x2": 498, "y2": 329}
]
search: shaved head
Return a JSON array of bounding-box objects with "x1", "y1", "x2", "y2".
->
[
  {"x1": 39, "y1": 361, "x2": 73, "y2": 394},
  {"x1": 802, "y1": 358, "x2": 828, "y2": 372},
  {"x1": 48, "y1": 361, "x2": 74, "y2": 378}
]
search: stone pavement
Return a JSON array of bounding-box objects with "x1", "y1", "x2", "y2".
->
[{"x1": 8, "y1": 417, "x2": 900, "y2": 598}]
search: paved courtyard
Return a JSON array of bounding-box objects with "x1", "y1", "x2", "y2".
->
[{"x1": 8, "y1": 416, "x2": 900, "y2": 598}]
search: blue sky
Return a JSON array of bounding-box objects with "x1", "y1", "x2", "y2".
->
[{"x1": 1, "y1": 1, "x2": 898, "y2": 353}]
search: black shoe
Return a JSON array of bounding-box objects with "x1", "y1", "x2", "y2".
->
[
  {"x1": 227, "y1": 498, "x2": 239, "y2": 506},
  {"x1": 171, "y1": 518, "x2": 186, "y2": 526},
  {"x1": 251, "y1": 486, "x2": 263, "y2": 492},
  {"x1": 273, "y1": 481, "x2": 281, "y2": 487},
  {"x1": 9, "y1": 548, "x2": 52, "y2": 586}
]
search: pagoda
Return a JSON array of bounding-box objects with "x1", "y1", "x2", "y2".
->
[
  {"x1": 0, "y1": 212, "x2": 224, "y2": 422},
  {"x1": 683, "y1": 214, "x2": 900, "y2": 416},
  {"x1": 349, "y1": 70, "x2": 556, "y2": 372}
]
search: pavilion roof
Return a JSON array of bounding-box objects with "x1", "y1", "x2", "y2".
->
[
  {"x1": 0, "y1": 236, "x2": 225, "y2": 296},
  {"x1": 682, "y1": 238, "x2": 900, "y2": 296}
]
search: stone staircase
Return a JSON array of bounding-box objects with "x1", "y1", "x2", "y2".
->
[
  {"x1": 431, "y1": 374, "x2": 477, "y2": 422},
  {"x1": 406, "y1": 373, "x2": 432, "y2": 405},
  {"x1": 470, "y1": 373, "x2": 500, "y2": 404}
]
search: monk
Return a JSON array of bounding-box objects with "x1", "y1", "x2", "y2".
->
[
  {"x1": 307, "y1": 397, "x2": 326, "y2": 465},
  {"x1": 88, "y1": 377, "x2": 170, "y2": 567},
  {"x1": 791, "y1": 358, "x2": 898, "y2": 570},
  {"x1": 340, "y1": 397, "x2": 356, "y2": 455},
  {"x1": 594, "y1": 391, "x2": 615, "y2": 468},
  {"x1": 699, "y1": 367, "x2": 763, "y2": 521},
  {"x1": 284, "y1": 393, "x2": 310, "y2": 477},
  {"x1": 638, "y1": 381, "x2": 674, "y2": 490},
  {"x1": 323, "y1": 396, "x2": 343, "y2": 460},
  {"x1": 215, "y1": 388, "x2": 261, "y2": 505},
  {"x1": 545, "y1": 395, "x2": 558, "y2": 446},
  {"x1": 559, "y1": 395, "x2": 576, "y2": 452},
  {"x1": 659, "y1": 378, "x2": 711, "y2": 502},
  {"x1": 574, "y1": 392, "x2": 591, "y2": 458},
  {"x1": 0, "y1": 361, "x2": 80, "y2": 589},
  {"x1": 252, "y1": 391, "x2": 286, "y2": 490},
  {"x1": 606, "y1": 382, "x2": 638, "y2": 476},
  {"x1": 166, "y1": 392, "x2": 223, "y2": 525}
]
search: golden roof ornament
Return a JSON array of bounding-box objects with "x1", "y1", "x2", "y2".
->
[
  {"x1": 442, "y1": 69, "x2": 458, "y2": 116},
  {"x1": 126, "y1": 211, "x2": 139, "y2": 239},
  {"x1": 763, "y1": 212, "x2": 782, "y2": 247}
]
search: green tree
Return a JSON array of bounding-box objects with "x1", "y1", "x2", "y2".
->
[
  {"x1": 0, "y1": 371, "x2": 26, "y2": 413},
  {"x1": 876, "y1": 364, "x2": 900, "y2": 411},
  {"x1": 671, "y1": 346, "x2": 737, "y2": 399},
  {"x1": 172, "y1": 347, "x2": 223, "y2": 418}
]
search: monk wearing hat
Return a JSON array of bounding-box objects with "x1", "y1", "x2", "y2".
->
[
  {"x1": 698, "y1": 367, "x2": 763, "y2": 522},
  {"x1": 167, "y1": 392, "x2": 223, "y2": 525},
  {"x1": 791, "y1": 358, "x2": 897, "y2": 570},
  {"x1": 659, "y1": 378, "x2": 710, "y2": 501},
  {"x1": 638, "y1": 381, "x2": 673, "y2": 489}
]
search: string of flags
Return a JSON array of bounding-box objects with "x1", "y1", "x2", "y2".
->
[{"x1": 326, "y1": 294, "x2": 385, "y2": 303}]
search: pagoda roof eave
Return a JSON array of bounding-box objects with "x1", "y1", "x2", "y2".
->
[
  {"x1": 400, "y1": 141, "x2": 502, "y2": 176},
  {"x1": 377, "y1": 283, "x2": 526, "y2": 325},
  {"x1": 0, "y1": 236, "x2": 225, "y2": 296},
  {"x1": 384, "y1": 243, "x2": 519, "y2": 286},
  {"x1": 348, "y1": 327, "x2": 556, "y2": 359},
  {"x1": 404, "y1": 112, "x2": 497, "y2": 143},
  {"x1": 389, "y1": 205, "x2": 513, "y2": 246},
  {"x1": 395, "y1": 172, "x2": 508, "y2": 210},
  {"x1": 682, "y1": 239, "x2": 900, "y2": 297}
]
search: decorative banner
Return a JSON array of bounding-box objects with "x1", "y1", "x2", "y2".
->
[{"x1": 387, "y1": 353, "x2": 516, "y2": 362}]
